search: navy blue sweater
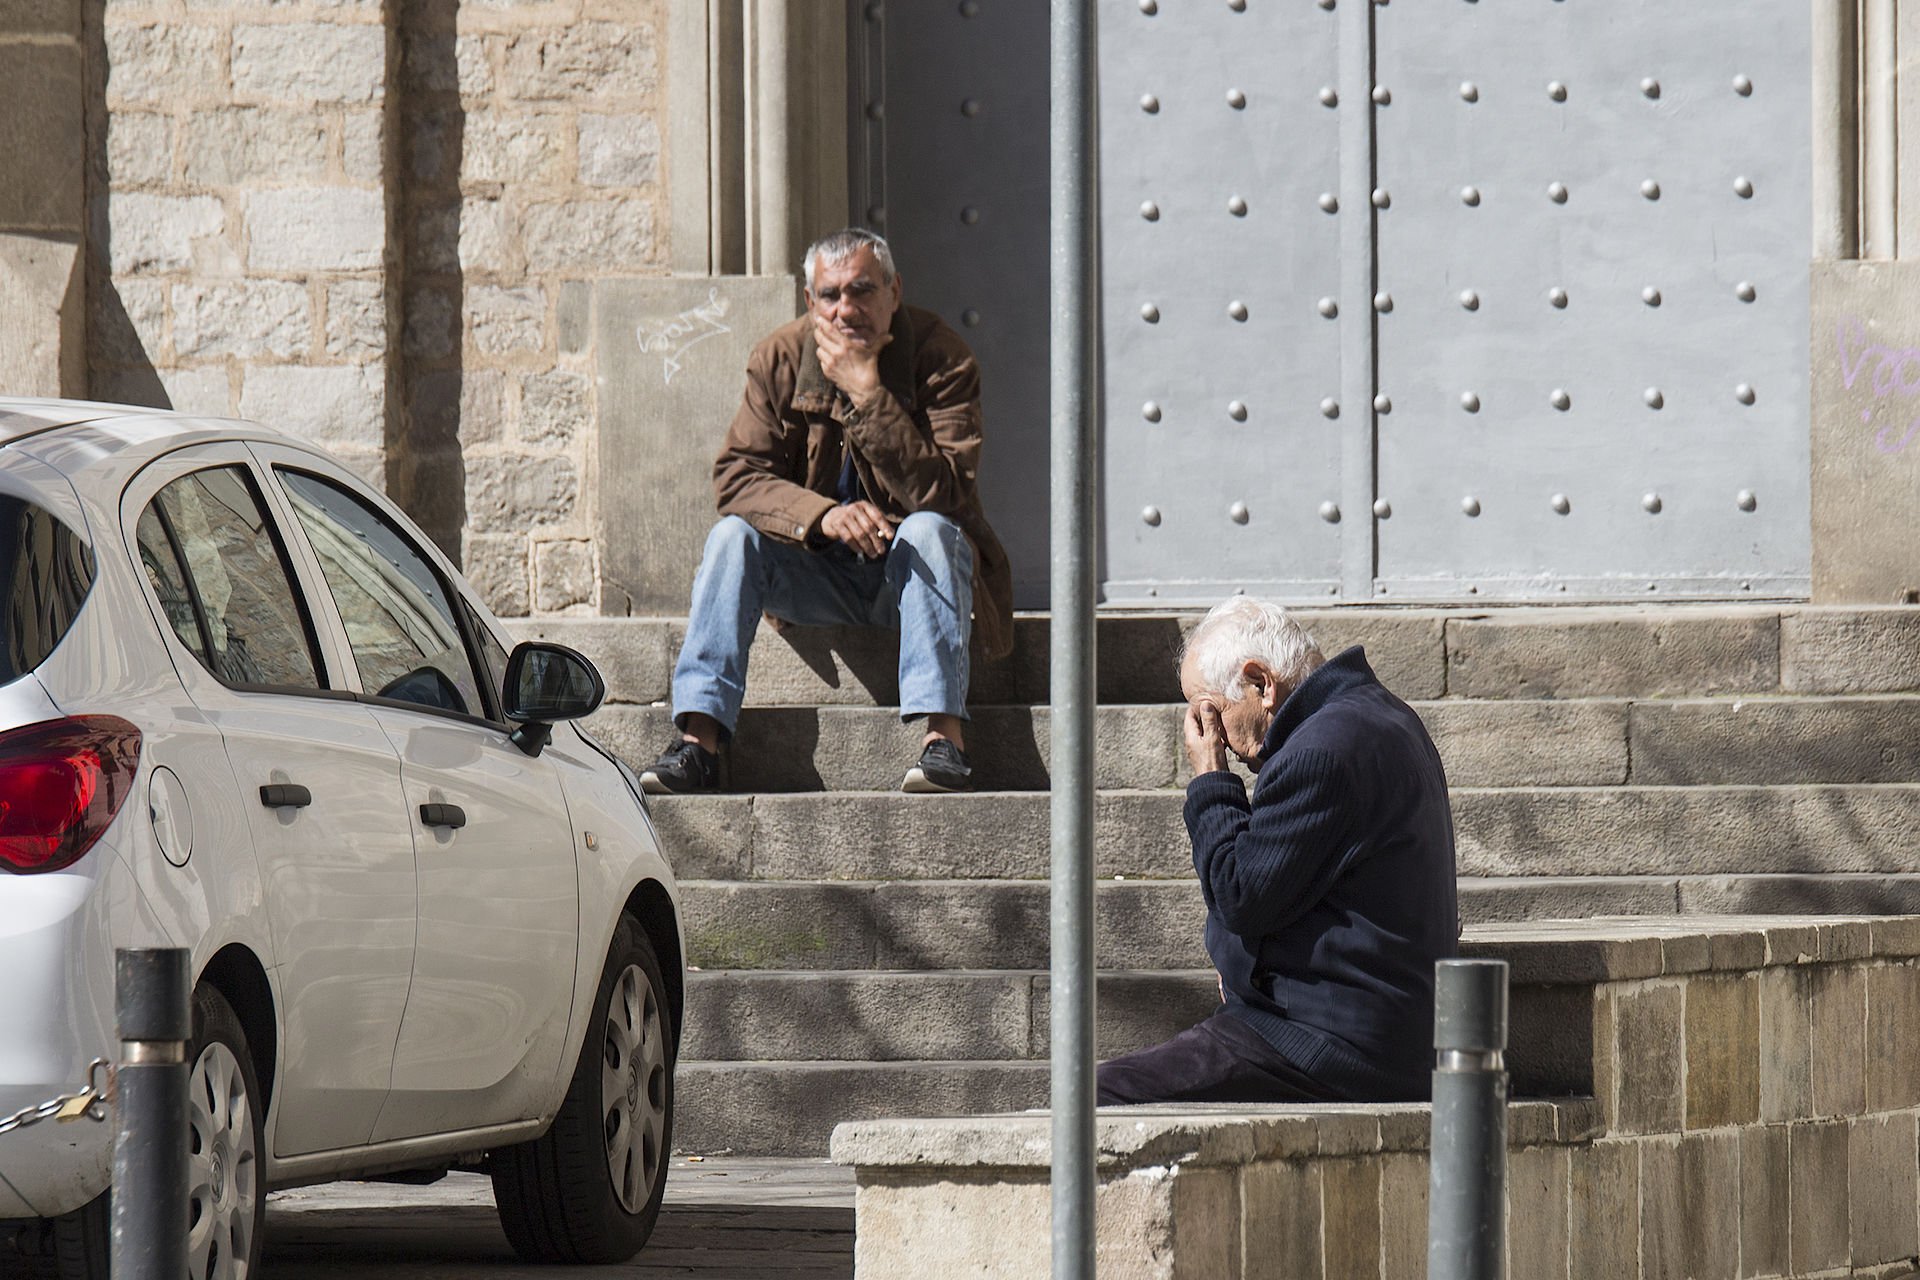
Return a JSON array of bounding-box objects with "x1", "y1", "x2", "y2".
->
[{"x1": 1186, "y1": 646, "x2": 1458, "y2": 1101}]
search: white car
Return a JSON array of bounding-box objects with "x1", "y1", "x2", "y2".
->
[{"x1": 0, "y1": 398, "x2": 682, "y2": 1278}]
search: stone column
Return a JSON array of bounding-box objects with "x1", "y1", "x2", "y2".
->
[{"x1": 0, "y1": 0, "x2": 86, "y2": 398}]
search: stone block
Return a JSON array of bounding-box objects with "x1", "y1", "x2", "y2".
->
[
  {"x1": 0, "y1": 46, "x2": 81, "y2": 229},
  {"x1": 403, "y1": 288, "x2": 456, "y2": 360},
  {"x1": 0, "y1": 234, "x2": 84, "y2": 398},
  {"x1": 1849, "y1": 1113, "x2": 1920, "y2": 1266},
  {"x1": 238, "y1": 363, "x2": 383, "y2": 451},
  {"x1": 519, "y1": 369, "x2": 589, "y2": 446},
  {"x1": 1507, "y1": 1146, "x2": 1569, "y2": 1280},
  {"x1": 1682, "y1": 875, "x2": 1920, "y2": 918},
  {"x1": 1789, "y1": 1120, "x2": 1851, "y2": 1274},
  {"x1": 468, "y1": 285, "x2": 547, "y2": 356},
  {"x1": 1678, "y1": 1131, "x2": 1740, "y2": 1280},
  {"x1": 1033, "y1": 970, "x2": 1217, "y2": 1059},
  {"x1": 1445, "y1": 609, "x2": 1779, "y2": 698},
  {"x1": 579, "y1": 112, "x2": 661, "y2": 186},
  {"x1": 323, "y1": 280, "x2": 384, "y2": 361},
  {"x1": 1740, "y1": 1124, "x2": 1790, "y2": 1279},
  {"x1": 1241, "y1": 1160, "x2": 1321, "y2": 1280},
  {"x1": 232, "y1": 23, "x2": 385, "y2": 104},
  {"x1": 104, "y1": 22, "x2": 223, "y2": 106},
  {"x1": 91, "y1": 276, "x2": 165, "y2": 368},
  {"x1": 557, "y1": 281, "x2": 591, "y2": 353},
  {"x1": 105, "y1": 110, "x2": 171, "y2": 189},
  {"x1": 341, "y1": 109, "x2": 382, "y2": 184},
  {"x1": 107, "y1": 192, "x2": 225, "y2": 275},
  {"x1": 1810, "y1": 965, "x2": 1867, "y2": 1117},
  {"x1": 870, "y1": 881, "x2": 1208, "y2": 971},
  {"x1": 1630, "y1": 696, "x2": 1920, "y2": 784},
  {"x1": 456, "y1": 371, "x2": 507, "y2": 447},
  {"x1": 1782, "y1": 607, "x2": 1920, "y2": 693},
  {"x1": 246, "y1": 187, "x2": 383, "y2": 273},
  {"x1": 462, "y1": 109, "x2": 568, "y2": 184},
  {"x1": 171, "y1": 280, "x2": 311, "y2": 360},
  {"x1": 0, "y1": 0, "x2": 77, "y2": 35},
  {"x1": 1507, "y1": 984, "x2": 1596, "y2": 1097},
  {"x1": 466, "y1": 452, "x2": 576, "y2": 533},
  {"x1": 461, "y1": 532, "x2": 529, "y2": 617},
  {"x1": 1568, "y1": 1139, "x2": 1638, "y2": 1280},
  {"x1": 501, "y1": 21, "x2": 658, "y2": 100},
  {"x1": 1866, "y1": 961, "x2": 1920, "y2": 1110},
  {"x1": 683, "y1": 970, "x2": 1031, "y2": 1061},
  {"x1": 1639, "y1": 1136, "x2": 1685, "y2": 1280},
  {"x1": 632, "y1": 795, "x2": 749, "y2": 880},
  {"x1": 1321, "y1": 1159, "x2": 1381, "y2": 1280},
  {"x1": 1812, "y1": 262, "x2": 1920, "y2": 603},
  {"x1": 1611, "y1": 981, "x2": 1684, "y2": 1134},
  {"x1": 1377, "y1": 1154, "x2": 1427, "y2": 1278},
  {"x1": 1295, "y1": 611, "x2": 1448, "y2": 700},
  {"x1": 679, "y1": 880, "x2": 875, "y2": 970},
  {"x1": 1457, "y1": 876, "x2": 1681, "y2": 925},
  {"x1": 154, "y1": 364, "x2": 230, "y2": 416},
  {"x1": 457, "y1": 197, "x2": 517, "y2": 276},
  {"x1": 1419, "y1": 699, "x2": 1628, "y2": 787},
  {"x1": 1685, "y1": 973, "x2": 1760, "y2": 1129},
  {"x1": 532, "y1": 539, "x2": 594, "y2": 612},
  {"x1": 595, "y1": 276, "x2": 799, "y2": 614},
  {"x1": 1758, "y1": 965, "x2": 1814, "y2": 1122},
  {"x1": 522, "y1": 198, "x2": 656, "y2": 272},
  {"x1": 851, "y1": 1174, "x2": 1043, "y2": 1278},
  {"x1": 180, "y1": 107, "x2": 328, "y2": 187}
]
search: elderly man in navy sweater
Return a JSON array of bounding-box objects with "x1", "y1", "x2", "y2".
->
[{"x1": 1098, "y1": 597, "x2": 1458, "y2": 1104}]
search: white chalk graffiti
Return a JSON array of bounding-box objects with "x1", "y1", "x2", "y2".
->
[{"x1": 635, "y1": 289, "x2": 732, "y2": 385}]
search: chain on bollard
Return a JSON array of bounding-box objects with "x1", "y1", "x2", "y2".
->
[
  {"x1": 1427, "y1": 958, "x2": 1510, "y2": 1280},
  {"x1": 0, "y1": 1060, "x2": 115, "y2": 1136}
]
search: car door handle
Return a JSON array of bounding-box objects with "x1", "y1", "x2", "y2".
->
[
  {"x1": 419, "y1": 803, "x2": 467, "y2": 829},
  {"x1": 259, "y1": 783, "x2": 312, "y2": 808}
]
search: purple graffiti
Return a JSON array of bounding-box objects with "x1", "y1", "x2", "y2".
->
[{"x1": 1836, "y1": 314, "x2": 1920, "y2": 454}]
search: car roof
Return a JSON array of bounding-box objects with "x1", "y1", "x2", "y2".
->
[{"x1": 0, "y1": 396, "x2": 309, "y2": 473}]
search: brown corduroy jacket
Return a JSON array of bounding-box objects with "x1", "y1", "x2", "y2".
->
[{"x1": 711, "y1": 304, "x2": 1014, "y2": 659}]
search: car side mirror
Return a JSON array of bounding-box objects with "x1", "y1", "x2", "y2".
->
[{"x1": 502, "y1": 642, "x2": 606, "y2": 756}]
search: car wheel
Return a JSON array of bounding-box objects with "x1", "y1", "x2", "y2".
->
[
  {"x1": 185, "y1": 986, "x2": 265, "y2": 1280},
  {"x1": 23, "y1": 986, "x2": 263, "y2": 1280},
  {"x1": 492, "y1": 914, "x2": 673, "y2": 1263}
]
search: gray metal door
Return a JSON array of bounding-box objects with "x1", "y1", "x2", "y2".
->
[{"x1": 851, "y1": 0, "x2": 1812, "y2": 606}]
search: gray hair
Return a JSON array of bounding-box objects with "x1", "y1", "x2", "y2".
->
[
  {"x1": 803, "y1": 227, "x2": 897, "y2": 291},
  {"x1": 1181, "y1": 596, "x2": 1325, "y2": 702}
]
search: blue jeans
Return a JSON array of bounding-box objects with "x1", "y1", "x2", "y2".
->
[{"x1": 671, "y1": 513, "x2": 975, "y2": 737}]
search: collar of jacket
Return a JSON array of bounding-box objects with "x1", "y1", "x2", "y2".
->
[
  {"x1": 791, "y1": 307, "x2": 920, "y2": 416},
  {"x1": 1259, "y1": 645, "x2": 1375, "y2": 761}
]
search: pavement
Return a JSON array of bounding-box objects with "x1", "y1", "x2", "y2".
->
[{"x1": 262, "y1": 1157, "x2": 853, "y2": 1278}]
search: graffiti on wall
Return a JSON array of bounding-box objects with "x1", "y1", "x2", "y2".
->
[
  {"x1": 635, "y1": 289, "x2": 733, "y2": 386},
  {"x1": 1836, "y1": 314, "x2": 1920, "y2": 455}
]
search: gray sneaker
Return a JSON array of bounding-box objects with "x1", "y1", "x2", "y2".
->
[{"x1": 902, "y1": 739, "x2": 973, "y2": 793}]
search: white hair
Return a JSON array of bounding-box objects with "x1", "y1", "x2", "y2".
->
[
  {"x1": 1181, "y1": 597, "x2": 1325, "y2": 702},
  {"x1": 803, "y1": 227, "x2": 897, "y2": 291}
]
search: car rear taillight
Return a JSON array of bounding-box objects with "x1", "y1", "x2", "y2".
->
[{"x1": 0, "y1": 716, "x2": 141, "y2": 873}]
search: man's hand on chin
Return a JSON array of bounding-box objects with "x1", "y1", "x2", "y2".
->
[
  {"x1": 1184, "y1": 699, "x2": 1230, "y2": 777},
  {"x1": 814, "y1": 314, "x2": 891, "y2": 405}
]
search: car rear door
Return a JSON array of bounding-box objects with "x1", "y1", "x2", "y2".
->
[
  {"x1": 252, "y1": 444, "x2": 579, "y2": 1140},
  {"x1": 121, "y1": 443, "x2": 415, "y2": 1156}
]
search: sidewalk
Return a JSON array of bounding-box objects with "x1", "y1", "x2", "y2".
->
[{"x1": 263, "y1": 1157, "x2": 854, "y2": 1278}]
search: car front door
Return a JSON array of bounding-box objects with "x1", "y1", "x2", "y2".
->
[
  {"x1": 255, "y1": 447, "x2": 580, "y2": 1140},
  {"x1": 122, "y1": 444, "x2": 416, "y2": 1156}
]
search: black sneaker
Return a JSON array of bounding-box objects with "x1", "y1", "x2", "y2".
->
[
  {"x1": 902, "y1": 738, "x2": 973, "y2": 793},
  {"x1": 639, "y1": 739, "x2": 719, "y2": 795}
]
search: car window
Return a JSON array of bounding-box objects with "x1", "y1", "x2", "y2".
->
[
  {"x1": 0, "y1": 494, "x2": 95, "y2": 687},
  {"x1": 277, "y1": 469, "x2": 486, "y2": 718},
  {"x1": 138, "y1": 467, "x2": 322, "y2": 690}
]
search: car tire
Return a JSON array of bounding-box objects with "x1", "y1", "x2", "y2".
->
[
  {"x1": 492, "y1": 914, "x2": 673, "y2": 1264},
  {"x1": 24, "y1": 985, "x2": 263, "y2": 1280}
]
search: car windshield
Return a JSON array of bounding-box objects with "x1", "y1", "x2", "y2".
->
[{"x1": 0, "y1": 493, "x2": 95, "y2": 687}]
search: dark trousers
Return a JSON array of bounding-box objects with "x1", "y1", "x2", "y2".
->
[{"x1": 1096, "y1": 1009, "x2": 1344, "y2": 1106}]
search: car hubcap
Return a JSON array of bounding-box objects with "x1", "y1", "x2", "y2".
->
[
  {"x1": 186, "y1": 1041, "x2": 257, "y2": 1280},
  {"x1": 601, "y1": 964, "x2": 667, "y2": 1214}
]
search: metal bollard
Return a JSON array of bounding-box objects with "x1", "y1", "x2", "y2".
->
[
  {"x1": 112, "y1": 948, "x2": 191, "y2": 1280},
  {"x1": 1427, "y1": 958, "x2": 1509, "y2": 1280}
]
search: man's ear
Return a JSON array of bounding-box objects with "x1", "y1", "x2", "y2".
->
[{"x1": 1245, "y1": 660, "x2": 1282, "y2": 710}]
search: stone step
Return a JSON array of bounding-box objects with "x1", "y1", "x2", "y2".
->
[
  {"x1": 675, "y1": 1061, "x2": 1047, "y2": 1156},
  {"x1": 680, "y1": 969, "x2": 1219, "y2": 1064},
  {"x1": 592, "y1": 695, "x2": 1920, "y2": 792},
  {"x1": 677, "y1": 874, "x2": 1920, "y2": 970},
  {"x1": 508, "y1": 604, "x2": 1920, "y2": 708},
  {"x1": 650, "y1": 785, "x2": 1920, "y2": 883}
]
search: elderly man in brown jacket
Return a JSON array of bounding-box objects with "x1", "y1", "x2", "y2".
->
[{"x1": 640, "y1": 228, "x2": 1013, "y2": 795}]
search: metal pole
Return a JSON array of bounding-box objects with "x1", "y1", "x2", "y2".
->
[
  {"x1": 113, "y1": 948, "x2": 191, "y2": 1280},
  {"x1": 1427, "y1": 959, "x2": 1509, "y2": 1280},
  {"x1": 1049, "y1": 0, "x2": 1097, "y2": 1276}
]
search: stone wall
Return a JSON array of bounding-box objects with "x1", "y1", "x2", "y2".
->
[
  {"x1": 81, "y1": 0, "x2": 669, "y2": 616},
  {"x1": 835, "y1": 916, "x2": 1920, "y2": 1280}
]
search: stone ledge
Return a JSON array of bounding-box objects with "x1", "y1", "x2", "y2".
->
[{"x1": 1463, "y1": 914, "x2": 1920, "y2": 984}]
